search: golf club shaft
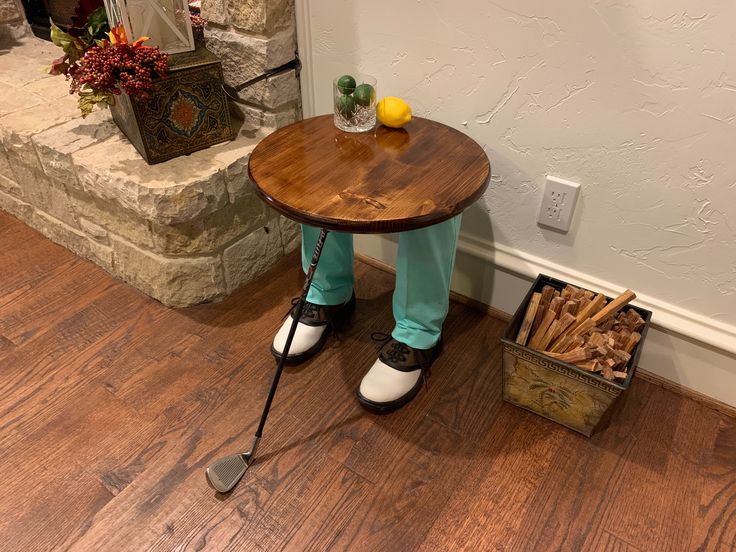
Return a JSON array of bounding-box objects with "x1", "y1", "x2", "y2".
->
[{"x1": 255, "y1": 228, "x2": 330, "y2": 438}]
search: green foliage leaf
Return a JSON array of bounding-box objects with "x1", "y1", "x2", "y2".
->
[
  {"x1": 78, "y1": 88, "x2": 115, "y2": 118},
  {"x1": 50, "y1": 20, "x2": 72, "y2": 48},
  {"x1": 86, "y1": 6, "x2": 108, "y2": 31},
  {"x1": 81, "y1": 7, "x2": 110, "y2": 43},
  {"x1": 50, "y1": 20, "x2": 85, "y2": 63}
]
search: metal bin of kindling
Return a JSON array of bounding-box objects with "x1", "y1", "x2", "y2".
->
[{"x1": 500, "y1": 274, "x2": 652, "y2": 437}]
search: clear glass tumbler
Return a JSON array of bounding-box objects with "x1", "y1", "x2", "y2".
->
[{"x1": 333, "y1": 73, "x2": 377, "y2": 133}]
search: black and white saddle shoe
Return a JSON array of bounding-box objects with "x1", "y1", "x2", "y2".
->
[
  {"x1": 271, "y1": 292, "x2": 355, "y2": 365},
  {"x1": 356, "y1": 335, "x2": 442, "y2": 413}
]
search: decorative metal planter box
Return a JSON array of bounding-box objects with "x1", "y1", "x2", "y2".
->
[
  {"x1": 501, "y1": 274, "x2": 652, "y2": 437},
  {"x1": 110, "y1": 46, "x2": 233, "y2": 165}
]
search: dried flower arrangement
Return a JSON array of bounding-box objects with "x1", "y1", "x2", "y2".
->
[{"x1": 48, "y1": 0, "x2": 206, "y2": 117}]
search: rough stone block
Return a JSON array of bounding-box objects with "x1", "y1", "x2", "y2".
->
[
  {"x1": 200, "y1": 0, "x2": 227, "y2": 25},
  {"x1": 0, "y1": 173, "x2": 20, "y2": 197},
  {"x1": 0, "y1": 22, "x2": 29, "y2": 44},
  {"x1": 0, "y1": 187, "x2": 33, "y2": 223},
  {"x1": 66, "y1": 189, "x2": 156, "y2": 250},
  {"x1": 233, "y1": 102, "x2": 300, "y2": 134},
  {"x1": 0, "y1": 147, "x2": 14, "y2": 179},
  {"x1": 78, "y1": 217, "x2": 109, "y2": 244},
  {"x1": 31, "y1": 210, "x2": 113, "y2": 271},
  {"x1": 72, "y1": 134, "x2": 230, "y2": 225},
  {"x1": 8, "y1": 161, "x2": 78, "y2": 227},
  {"x1": 222, "y1": 221, "x2": 283, "y2": 293},
  {"x1": 223, "y1": 152, "x2": 257, "y2": 204},
  {"x1": 148, "y1": 195, "x2": 268, "y2": 256},
  {"x1": 204, "y1": 27, "x2": 295, "y2": 87},
  {"x1": 228, "y1": 0, "x2": 294, "y2": 35},
  {"x1": 110, "y1": 235, "x2": 227, "y2": 306},
  {"x1": 238, "y1": 69, "x2": 300, "y2": 110},
  {"x1": 278, "y1": 215, "x2": 300, "y2": 254},
  {"x1": 32, "y1": 110, "x2": 117, "y2": 182},
  {"x1": 0, "y1": 0, "x2": 22, "y2": 23}
]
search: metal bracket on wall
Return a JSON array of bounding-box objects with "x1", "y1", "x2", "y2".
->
[{"x1": 222, "y1": 55, "x2": 302, "y2": 105}]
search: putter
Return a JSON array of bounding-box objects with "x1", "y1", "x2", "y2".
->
[{"x1": 206, "y1": 228, "x2": 329, "y2": 493}]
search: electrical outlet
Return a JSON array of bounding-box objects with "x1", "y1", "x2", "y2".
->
[{"x1": 537, "y1": 175, "x2": 580, "y2": 232}]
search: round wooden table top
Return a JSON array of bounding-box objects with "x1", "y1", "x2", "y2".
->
[{"x1": 248, "y1": 114, "x2": 490, "y2": 233}]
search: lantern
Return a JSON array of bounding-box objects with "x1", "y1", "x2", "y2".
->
[{"x1": 103, "y1": 0, "x2": 195, "y2": 54}]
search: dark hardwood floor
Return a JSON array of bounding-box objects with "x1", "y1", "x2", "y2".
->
[{"x1": 0, "y1": 210, "x2": 734, "y2": 552}]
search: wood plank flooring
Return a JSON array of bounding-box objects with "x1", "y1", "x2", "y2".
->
[{"x1": 0, "y1": 210, "x2": 734, "y2": 552}]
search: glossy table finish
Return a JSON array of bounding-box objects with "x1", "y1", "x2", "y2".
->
[{"x1": 249, "y1": 115, "x2": 490, "y2": 233}]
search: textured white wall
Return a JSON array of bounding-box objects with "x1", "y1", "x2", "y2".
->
[{"x1": 299, "y1": 0, "x2": 736, "y2": 333}]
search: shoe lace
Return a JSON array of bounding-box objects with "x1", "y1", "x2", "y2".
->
[
  {"x1": 282, "y1": 296, "x2": 319, "y2": 321},
  {"x1": 370, "y1": 332, "x2": 429, "y2": 390}
]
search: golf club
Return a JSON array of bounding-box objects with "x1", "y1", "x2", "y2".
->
[{"x1": 206, "y1": 228, "x2": 329, "y2": 493}]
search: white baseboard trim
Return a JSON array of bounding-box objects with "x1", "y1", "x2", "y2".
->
[
  {"x1": 354, "y1": 234, "x2": 736, "y2": 409},
  {"x1": 457, "y1": 232, "x2": 736, "y2": 356}
]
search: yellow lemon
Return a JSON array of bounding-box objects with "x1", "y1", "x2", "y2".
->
[{"x1": 376, "y1": 96, "x2": 412, "y2": 128}]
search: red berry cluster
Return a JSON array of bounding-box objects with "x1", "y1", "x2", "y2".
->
[
  {"x1": 69, "y1": 43, "x2": 168, "y2": 100},
  {"x1": 190, "y1": 13, "x2": 206, "y2": 30}
]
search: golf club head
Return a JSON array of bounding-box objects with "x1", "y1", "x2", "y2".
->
[{"x1": 206, "y1": 452, "x2": 252, "y2": 493}]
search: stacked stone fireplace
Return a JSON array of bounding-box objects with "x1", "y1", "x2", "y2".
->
[{"x1": 0, "y1": 0, "x2": 300, "y2": 306}]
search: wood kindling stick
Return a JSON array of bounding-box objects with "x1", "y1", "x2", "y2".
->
[
  {"x1": 570, "y1": 293, "x2": 606, "y2": 331},
  {"x1": 560, "y1": 300, "x2": 578, "y2": 318},
  {"x1": 550, "y1": 334, "x2": 572, "y2": 353},
  {"x1": 575, "y1": 359, "x2": 600, "y2": 372},
  {"x1": 516, "y1": 292, "x2": 541, "y2": 346},
  {"x1": 537, "y1": 320, "x2": 561, "y2": 351},
  {"x1": 602, "y1": 365, "x2": 615, "y2": 380},
  {"x1": 569, "y1": 317, "x2": 596, "y2": 338},
  {"x1": 541, "y1": 313, "x2": 576, "y2": 351},
  {"x1": 529, "y1": 308, "x2": 557, "y2": 350},
  {"x1": 591, "y1": 289, "x2": 637, "y2": 325},
  {"x1": 549, "y1": 296, "x2": 565, "y2": 317},
  {"x1": 610, "y1": 348, "x2": 631, "y2": 368},
  {"x1": 554, "y1": 347, "x2": 593, "y2": 364},
  {"x1": 598, "y1": 317, "x2": 615, "y2": 332},
  {"x1": 623, "y1": 332, "x2": 641, "y2": 354},
  {"x1": 531, "y1": 285, "x2": 555, "y2": 334},
  {"x1": 564, "y1": 335, "x2": 585, "y2": 352}
]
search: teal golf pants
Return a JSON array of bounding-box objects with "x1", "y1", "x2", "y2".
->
[{"x1": 301, "y1": 215, "x2": 462, "y2": 350}]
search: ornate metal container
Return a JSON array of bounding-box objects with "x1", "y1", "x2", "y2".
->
[
  {"x1": 501, "y1": 274, "x2": 652, "y2": 437},
  {"x1": 110, "y1": 46, "x2": 233, "y2": 165}
]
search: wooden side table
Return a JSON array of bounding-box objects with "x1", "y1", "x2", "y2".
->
[{"x1": 206, "y1": 115, "x2": 490, "y2": 492}]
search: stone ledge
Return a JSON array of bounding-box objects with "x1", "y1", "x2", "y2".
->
[{"x1": 0, "y1": 36, "x2": 301, "y2": 307}]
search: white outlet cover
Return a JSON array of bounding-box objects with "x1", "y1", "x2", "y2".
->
[{"x1": 537, "y1": 175, "x2": 581, "y2": 233}]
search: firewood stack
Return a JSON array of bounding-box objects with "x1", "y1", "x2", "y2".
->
[{"x1": 515, "y1": 284, "x2": 645, "y2": 382}]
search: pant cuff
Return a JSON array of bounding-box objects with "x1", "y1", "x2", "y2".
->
[
  {"x1": 306, "y1": 286, "x2": 353, "y2": 306},
  {"x1": 391, "y1": 326, "x2": 440, "y2": 350}
]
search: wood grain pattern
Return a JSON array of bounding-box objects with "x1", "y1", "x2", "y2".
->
[
  {"x1": 248, "y1": 115, "x2": 490, "y2": 233},
  {"x1": 0, "y1": 210, "x2": 734, "y2": 552}
]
